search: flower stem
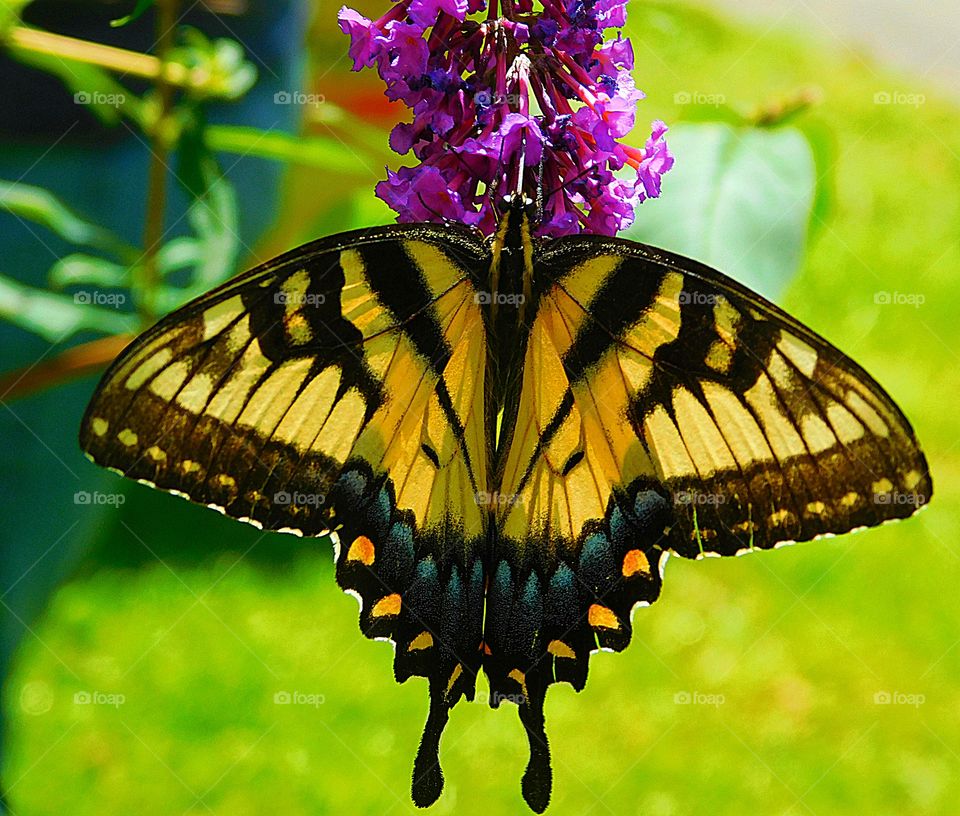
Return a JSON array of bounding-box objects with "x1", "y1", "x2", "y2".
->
[
  {"x1": 138, "y1": 0, "x2": 181, "y2": 326},
  {"x1": 0, "y1": 334, "x2": 133, "y2": 402},
  {"x1": 6, "y1": 25, "x2": 202, "y2": 90}
]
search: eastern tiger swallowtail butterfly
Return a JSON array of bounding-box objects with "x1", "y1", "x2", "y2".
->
[{"x1": 80, "y1": 195, "x2": 931, "y2": 812}]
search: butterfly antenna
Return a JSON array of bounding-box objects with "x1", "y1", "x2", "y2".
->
[
  {"x1": 534, "y1": 146, "x2": 547, "y2": 224},
  {"x1": 515, "y1": 129, "x2": 528, "y2": 199},
  {"x1": 417, "y1": 192, "x2": 454, "y2": 227},
  {"x1": 540, "y1": 163, "x2": 597, "y2": 203}
]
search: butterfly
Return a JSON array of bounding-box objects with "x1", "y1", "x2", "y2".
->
[{"x1": 80, "y1": 194, "x2": 932, "y2": 812}]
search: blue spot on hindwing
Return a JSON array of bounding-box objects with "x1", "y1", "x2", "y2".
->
[
  {"x1": 578, "y1": 533, "x2": 616, "y2": 595},
  {"x1": 385, "y1": 522, "x2": 415, "y2": 584},
  {"x1": 633, "y1": 489, "x2": 670, "y2": 530},
  {"x1": 332, "y1": 469, "x2": 367, "y2": 512},
  {"x1": 545, "y1": 563, "x2": 577, "y2": 629},
  {"x1": 609, "y1": 505, "x2": 630, "y2": 548},
  {"x1": 417, "y1": 557, "x2": 439, "y2": 583},
  {"x1": 514, "y1": 572, "x2": 544, "y2": 659},
  {"x1": 371, "y1": 485, "x2": 393, "y2": 537},
  {"x1": 439, "y1": 565, "x2": 463, "y2": 647}
]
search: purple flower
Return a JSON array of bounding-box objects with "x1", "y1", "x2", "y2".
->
[
  {"x1": 338, "y1": 0, "x2": 673, "y2": 237},
  {"x1": 337, "y1": 7, "x2": 380, "y2": 70},
  {"x1": 408, "y1": 0, "x2": 469, "y2": 28},
  {"x1": 637, "y1": 120, "x2": 675, "y2": 200}
]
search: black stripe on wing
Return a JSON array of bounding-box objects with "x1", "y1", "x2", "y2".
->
[{"x1": 537, "y1": 236, "x2": 933, "y2": 557}]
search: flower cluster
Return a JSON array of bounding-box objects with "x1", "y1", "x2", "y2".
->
[{"x1": 339, "y1": 0, "x2": 673, "y2": 237}]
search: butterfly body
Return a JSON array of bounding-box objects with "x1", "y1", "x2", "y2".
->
[{"x1": 80, "y1": 200, "x2": 931, "y2": 812}]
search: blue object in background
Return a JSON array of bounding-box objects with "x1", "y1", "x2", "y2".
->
[{"x1": 0, "y1": 2, "x2": 308, "y2": 806}]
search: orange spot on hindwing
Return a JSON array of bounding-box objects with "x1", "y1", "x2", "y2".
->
[
  {"x1": 347, "y1": 535, "x2": 375, "y2": 565},
  {"x1": 371, "y1": 593, "x2": 401, "y2": 617},
  {"x1": 622, "y1": 549, "x2": 651, "y2": 578},
  {"x1": 587, "y1": 604, "x2": 620, "y2": 630}
]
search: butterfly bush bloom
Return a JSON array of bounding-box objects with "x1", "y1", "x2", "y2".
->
[{"x1": 338, "y1": 0, "x2": 674, "y2": 237}]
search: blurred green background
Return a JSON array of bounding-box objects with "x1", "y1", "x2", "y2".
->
[{"x1": 1, "y1": 1, "x2": 957, "y2": 814}]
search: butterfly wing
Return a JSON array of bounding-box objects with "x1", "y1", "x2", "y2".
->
[
  {"x1": 485, "y1": 237, "x2": 932, "y2": 809},
  {"x1": 80, "y1": 225, "x2": 494, "y2": 803}
]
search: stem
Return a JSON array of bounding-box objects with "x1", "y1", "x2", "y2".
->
[
  {"x1": 6, "y1": 25, "x2": 203, "y2": 90},
  {"x1": 0, "y1": 334, "x2": 133, "y2": 402},
  {"x1": 138, "y1": 0, "x2": 181, "y2": 326}
]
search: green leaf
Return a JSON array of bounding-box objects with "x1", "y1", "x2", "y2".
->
[
  {"x1": 0, "y1": 181, "x2": 138, "y2": 261},
  {"x1": 48, "y1": 254, "x2": 130, "y2": 290},
  {"x1": 625, "y1": 122, "x2": 818, "y2": 302},
  {"x1": 150, "y1": 118, "x2": 240, "y2": 313},
  {"x1": 182, "y1": 172, "x2": 239, "y2": 293},
  {"x1": 0, "y1": 1, "x2": 31, "y2": 36},
  {"x1": 206, "y1": 126, "x2": 372, "y2": 171},
  {"x1": 110, "y1": 0, "x2": 154, "y2": 28},
  {"x1": 169, "y1": 28, "x2": 257, "y2": 101},
  {"x1": 0, "y1": 273, "x2": 137, "y2": 341},
  {"x1": 157, "y1": 237, "x2": 202, "y2": 276}
]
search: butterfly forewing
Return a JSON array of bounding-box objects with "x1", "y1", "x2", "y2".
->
[
  {"x1": 522, "y1": 237, "x2": 933, "y2": 560},
  {"x1": 80, "y1": 227, "x2": 496, "y2": 778}
]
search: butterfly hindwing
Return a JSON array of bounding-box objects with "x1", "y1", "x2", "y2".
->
[{"x1": 80, "y1": 226, "x2": 496, "y2": 803}]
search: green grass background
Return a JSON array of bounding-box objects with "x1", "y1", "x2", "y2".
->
[{"x1": 5, "y1": 3, "x2": 960, "y2": 814}]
